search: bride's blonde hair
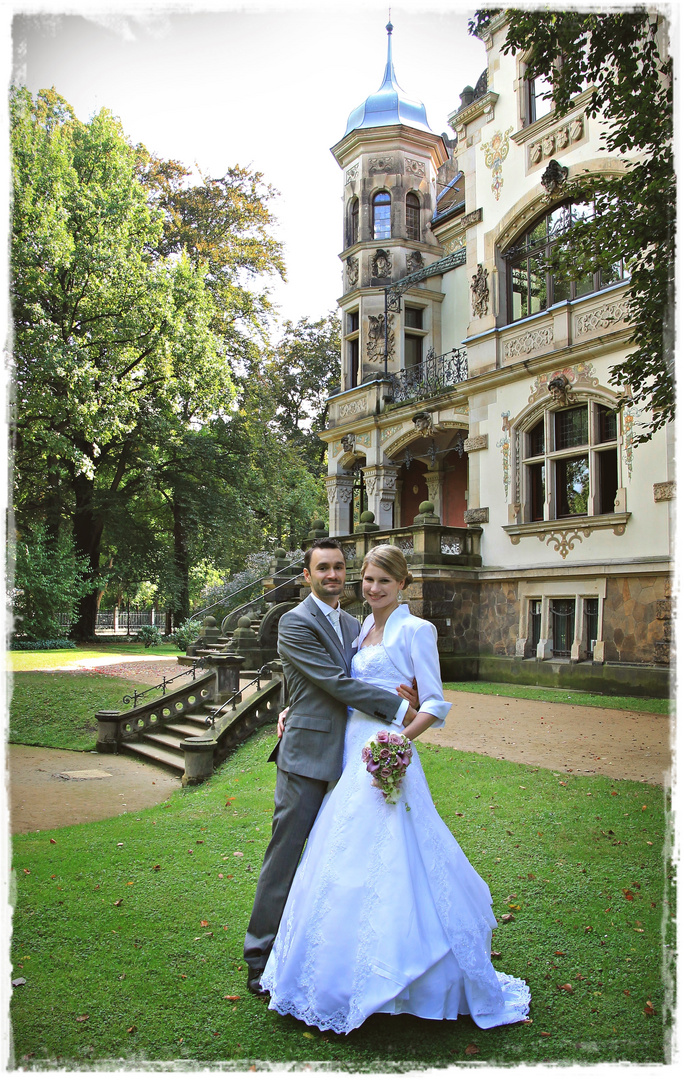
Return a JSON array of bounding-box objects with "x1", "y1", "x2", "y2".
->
[{"x1": 361, "y1": 544, "x2": 413, "y2": 587}]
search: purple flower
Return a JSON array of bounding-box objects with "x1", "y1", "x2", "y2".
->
[
  {"x1": 376, "y1": 730, "x2": 390, "y2": 744},
  {"x1": 367, "y1": 761, "x2": 381, "y2": 774},
  {"x1": 361, "y1": 746, "x2": 371, "y2": 762},
  {"x1": 388, "y1": 733, "x2": 402, "y2": 746},
  {"x1": 380, "y1": 767, "x2": 393, "y2": 778},
  {"x1": 379, "y1": 748, "x2": 391, "y2": 760}
]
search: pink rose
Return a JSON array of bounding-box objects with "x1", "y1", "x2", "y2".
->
[
  {"x1": 388, "y1": 733, "x2": 402, "y2": 745},
  {"x1": 379, "y1": 748, "x2": 391, "y2": 760},
  {"x1": 376, "y1": 730, "x2": 390, "y2": 744},
  {"x1": 380, "y1": 767, "x2": 393, "y2": 778}
]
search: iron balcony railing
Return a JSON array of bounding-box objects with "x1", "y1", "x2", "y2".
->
[{"x1": 390, "y1": 347, "x2": 468, "y2": 404}]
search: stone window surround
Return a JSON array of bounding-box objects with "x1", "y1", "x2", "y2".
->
[
  {"x1": 515, "y1": 576, "x2": 607, "y2": 662},
  {"x1": 508, "y1": 388, "x2": 626, "y2": 528},
  {"x1": 512, "y1": 48, "x2": 594, "y2": 139}
]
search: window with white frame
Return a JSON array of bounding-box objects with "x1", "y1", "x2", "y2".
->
[{"x1": 521, "y1": 399, "x2": 619, "y2": 523}]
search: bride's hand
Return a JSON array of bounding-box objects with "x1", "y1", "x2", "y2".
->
[
  {"x1": 277, "y1": 707, "x2": 289, "y2": 738},
  {"x1": 396, "y1": 678, "x2": 419, "y2": 710}
]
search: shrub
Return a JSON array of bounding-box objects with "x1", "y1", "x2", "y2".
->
[
  {"x1": 172, "y1": 618, "x2": 203, "y2": 652},
  {"x1": 9, "y1": 525, "x2": 91, "y2": 640},
  {"x1": 10, "y1": 638, "x2": 77, "y2": 651},
  {"x1": 135, "y1": 624, "x2": 163, "y2": 648}
]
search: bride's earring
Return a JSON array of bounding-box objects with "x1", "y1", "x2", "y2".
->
[{"x1": 397, "y1": 590, "x2": 403, "y2": 602}]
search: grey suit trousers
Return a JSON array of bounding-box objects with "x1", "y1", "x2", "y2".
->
[{"x1": 243, "y1": 767, "x2": 329, "y2": 972}]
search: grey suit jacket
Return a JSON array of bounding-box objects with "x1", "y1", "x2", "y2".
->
[{"x1": 273, "y1": 593, "x2": 405, "y2": 782}]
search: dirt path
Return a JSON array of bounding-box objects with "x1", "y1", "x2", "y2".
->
[
  {"x1": 8, "y1": 744, "x2": 180, "y2": 835},
  {"x1": 420, "y1": 690, "x2": 671, "y2": 786},
  {"x1": 7, "y1": 659, "x2": 671, "y2": 835}
]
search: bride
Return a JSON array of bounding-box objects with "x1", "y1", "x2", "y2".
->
[{"x1": 260, "y1": 545, "x2": 530, "y2": 1034}]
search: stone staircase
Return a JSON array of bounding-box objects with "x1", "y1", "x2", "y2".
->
[{"x1": 121, "y1": 706, "x2": 214, "y2": 775}]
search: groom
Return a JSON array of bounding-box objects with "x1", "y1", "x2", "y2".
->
[{"x1": 244, "y1": 537, "x2": 418, "y2": 995}]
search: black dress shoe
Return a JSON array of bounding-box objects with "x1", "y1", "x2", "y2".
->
[{"x1": 247, "y1": 967, "x2": 269, "y2": 998}]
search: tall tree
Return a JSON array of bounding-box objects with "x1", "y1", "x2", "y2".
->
[
  {"x1": 470, "y1": 10, "x2": 674, "y2": 440},
  {"x1": 10, "y1": 87, "x2": 283, "y2": 637}
]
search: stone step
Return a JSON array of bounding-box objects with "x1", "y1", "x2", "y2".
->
[
  {"x1": 122, "y1": 740, "x2": 185, "y2": 775},
  {"x1": 164, "y1": 720, "x2": 208, "y2": 739},
  {"x1": 144, "y1": 731, "x2": 189, "y2": 753}
]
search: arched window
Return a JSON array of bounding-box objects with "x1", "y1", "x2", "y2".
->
[
  {"x1": 505, "y1": 200, "x2": 627, "y2": 323},
  {"x1": 520, "y1": 398, "x2": 619, "y2": 523},
  {"x1": 372, "y1": 191, "x2": 391, "y2": 241},
  {"x1": 347, "y1": 198, "x2": 359, "y2": 248},
  {"x1": 406, "y1": 192, "x2": 421, "y2": 241}
]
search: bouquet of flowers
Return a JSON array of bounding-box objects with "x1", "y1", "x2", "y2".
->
[{"x1": 361, "y1": 730, "x2": 413, "y2": 804}]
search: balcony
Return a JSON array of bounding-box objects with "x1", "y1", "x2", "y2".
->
[{"x1": 389, "y1": 346, "x2": 468, "y2": 405}]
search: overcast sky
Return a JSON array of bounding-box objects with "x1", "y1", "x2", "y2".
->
[{"x1": 7, "y1": 0, "x2": 489, "y2": 329}]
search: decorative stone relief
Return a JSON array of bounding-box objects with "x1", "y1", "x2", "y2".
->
[
  {"x1": 380, "y1": 423, "x2": 403, "y2": 444},
  {"x1": 528, "y1": 361, "x2": 598, "y2": 404},
  {"x1": 405, "y1": 158, "x2": 426, "y2": 178},
  {"x1": 539, "y1": 528, "x2": 591, "y2": 559},
  {"x1": 396, "y1": 537, "x2": 414, "y2": 556},
  {"x1": 364, "y1": 473, "x2": 377, "y2": 495},
  {"x1": 623, "y1": 409, "x2": 635, "y2": 480},
  {"x1": 338, "y1": 397, "x2": 368, "y2": 418},
  {"x1": 325, "y1": 476, "x2": 353, "y2": 503},
  {"x1": 380, "y1": 500, "x2": 394, "y2": 514},
  {"x1": 371, "y1": 249, "x2": 392, "y2": 278},
  {"x1": 345, "y1": 163, "x2": 359, "y2": 184},
  {"x1": 342, "y1": 543, "x2": 357, "y2": 562},
  {"x1": 346, "y1": 256, "x2": 359, "y2": 289},
  {"x1": 444, "y1": 236, "x2": 466, "y2": 253},
  {"x1": 528, "y1": 115, "x2": 584, "y2": 169},
  {"x1": 464, "y1": 434, "x2": 488, "y2": 453},
  {"x1": 464, "y1": 507, "x2": 489, "y2": 524},
  {"x1": 497, "y1": 412, "x2": 512, "y2": 499},
  {"x1": 575, "y1": 298, "x2": 630, "y2": 336},
  {"x1": 341, "y1": 433, "x2": 356, "y2": 453},
  {"x1": 471, "y1": 264, "x2": 489, "y2": 318},
  {"x1": 366, "y1": 313, "x2": 394, "y2": 364},
  {"x1": 541, "y1": 158, "x2": 569, "y2": 197},
  {"x1": 369, "y1": 156, "x2": 397, "y2": 174},
  {"x1": 356, "y1": 432, "x2": 371, "y2": 448},
  {"x1": 406, "y1": 250, "x2": 424, "y2": 274},
  {"x1": 504, "y1": 326, "x2": 553, "y2": 359},
  {"x1": 481, "y1": 127, "x2": 513, "y2": 200},
  {"x1": 654, "y1": 481, "x2": 675, "y2": 502},
  {"x1": 425, "y1": 475, "x2": 440, "y2": 504}
]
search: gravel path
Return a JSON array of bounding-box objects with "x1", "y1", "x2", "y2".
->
[{"x1": 7, "y1": 659, "x2": 672, "y2": 835}]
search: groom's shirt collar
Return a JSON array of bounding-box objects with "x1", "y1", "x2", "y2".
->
[{"x1": 310, "y1": 594, "x2": 340, "y2": 615}]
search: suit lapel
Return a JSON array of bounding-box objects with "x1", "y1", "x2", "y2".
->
[{"x1": 305, "y1": 595, "x2": 348, "y2": 668}]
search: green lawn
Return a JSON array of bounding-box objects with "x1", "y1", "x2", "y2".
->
[
  {"x1": 10, "y1": 727, "x2": 672, "y2": 1068},
  {"x1": 7, "y1": 673, "x2": 156, "y2": 751},
  {"x1": 445, "y1": 681, "x2": 671, "y2": 716},
  {"x1": 8, "y1": 642, "x2": 181, "y2": 672}
]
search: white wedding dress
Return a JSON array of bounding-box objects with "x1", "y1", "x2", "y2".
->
[{"x1": 260, "y1": 644, "x2": 531, "y2": 1034}]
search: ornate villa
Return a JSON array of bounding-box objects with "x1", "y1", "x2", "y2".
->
[{"x1": 319, "y1": 16, "x2": 673, "y2": 695}]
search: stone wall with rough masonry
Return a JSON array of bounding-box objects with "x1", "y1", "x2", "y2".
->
[{"x1": 603, "y1": 574, "x2": 671, "y2": 666}]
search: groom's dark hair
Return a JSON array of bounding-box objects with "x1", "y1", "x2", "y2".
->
[{"x1": 303, "y1": 537, "x2": 345, "y2": 572}]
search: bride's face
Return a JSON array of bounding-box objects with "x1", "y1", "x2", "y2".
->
[{"x1": 362, "y1": 564, "x2": 404, "y2": 614}]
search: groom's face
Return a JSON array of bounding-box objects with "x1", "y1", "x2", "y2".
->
[{"x1": 304, "y1": 548, "x2": 346, "y2": 605}]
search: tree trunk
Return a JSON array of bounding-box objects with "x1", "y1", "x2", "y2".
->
[
  {"x1": 172, "y1": 493, "x2": 191, "y2": 627},
  {"x1": 71, "y1": 473, "x2": 104, "y2": 640}
]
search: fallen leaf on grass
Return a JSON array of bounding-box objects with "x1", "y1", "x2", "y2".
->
[
  {"x1": 23, "y1": 869, "x2": 30, "y2": 875},
  {"x1": 623, "y1": 889, "x2": 635, "y2": 901},
  {"x1": 491, "y1": 950, "x2": 502, "y2": 958},
  {"x1": 644, "y1": 1001, "x2": 655, "y2": 1016},
  {"x1": 114, "y1": 899, "x2": 123, "y2": 907},
  {"x1": 557, "y1": 984, "x2": 573, "y2": 993},
  {"x1": 153, "y1": 865, "x2": 161, "y2": 872},
  {"x1": 12, "y1": 978, "x2": 26, "y2": 988},
  {"x1": 554, "y1": 951, "x2": 565, "y2": 956},
  {"x1": 200, "y1": 920, "x2": 209, "y2": 927},
  {"x1": 501, "y1": 914, "x2": 515, "y2": 923},
  {"x1": 127, "y1": 1026, "x2": 137, "y2": 1034},
  {"x1": 234, "y1": 852, "x2": 244, "y2": 858},
  {"x1": 302, "y1": 1032, "x2": 314, "y2": 1039},
  {"x1": 465, "y1": 1043, "x2": 479, "y2": 1055},
  {"x1": 49, "y1": 839, "x2": 56, "y2": 845},
  {"x1": 224, "y1": 995, "x2": 240, "y2": 1001},
  {"x1": 540, "y1": 1032, "x2": 552, "y2": 1037},
  {"x1": 76, "y1": 1015, "x2": 89, "y2": 1022}
]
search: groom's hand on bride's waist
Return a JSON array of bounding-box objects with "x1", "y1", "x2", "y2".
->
[{"x1": 396, "y1": 678, "x2": 419, "y2": 711}]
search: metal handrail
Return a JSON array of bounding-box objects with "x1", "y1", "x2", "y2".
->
[
  {"x1": 191, "y1": 559, "x2": 303, "y2": 621},
  {"x1": 121, "y1": 656, "x2": 213, "y2": 709},
  {"x1": 203, "y1": 664, "x2": 274, "y2": 731}
]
